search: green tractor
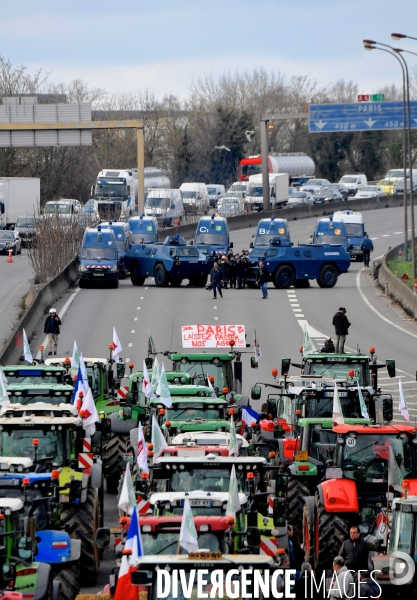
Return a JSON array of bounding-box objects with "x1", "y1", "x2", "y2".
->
[
  {"x1": 0, "y1": 403, "x2": 104, "y2": 585},
  {"x1": 4, "y1": 384, "x2": 74, "y2": 406}
]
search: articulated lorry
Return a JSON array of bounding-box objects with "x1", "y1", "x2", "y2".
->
[{"x1": 0, "y1": 178, "x2": 40, "y2": 230}]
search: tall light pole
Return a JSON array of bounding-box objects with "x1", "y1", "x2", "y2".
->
[{"x1": 363, "y1": 41, "x2": 409, "y2": 264}]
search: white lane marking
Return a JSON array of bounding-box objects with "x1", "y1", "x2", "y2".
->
[
  {"x1": 145, "y1": 287, "x2": 149, "y2": 289},
  {"x1": 134, "y1": 317, "x2": 138, "y2": 321},
  {"x1": 356, "y1": 268, "x2": 417, "y2": 340},
  {"x1": 36, "y1": 287, "x2": 80, "y2": 359},
  {"x1": 140, "y1": 297, "x2": 144, "y2": 299},
  {"x1": 371, "y1": 238, "x2": 379, "y2": 240},
  {"x1": 214, "y1": 317, "x2": 218, "y2": 320},
  {"x1": 131, "y1": 330, "x2": 135, "y2": 333},
  {"x1": 137, "y1": 307, "x2": 141, "y2": 310},
  {"x1": 293, "y1": 309, "x2": 302, "y2": 312},
  {"x1": 291, "y1": 303, "x2": 300, "y2": 307},
  {"x1": 296, "y1": 314, "x2": 305, "y2": 318},
  {"x1": 125, "y1": 358, "x2": 130, "y2": 362},
  {"x1": 394, "y1": 231, "x2": 402, "y2": 234},
  {"x1": 214, "y1": 306, "x2": 217, "y2": 309},
  {"x1": 128, "y1": 343, "x2": 133, "y2": 347},
  {"x1": 381, "y1": 234, "x2": 391, "y2": 237}
]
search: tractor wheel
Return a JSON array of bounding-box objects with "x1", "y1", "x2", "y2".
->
[
  {"x1": 130, "y1": 262, "x2": 145, "y2": 286},
  {"x1": 154, "y1": 263, "x2": 169, "y2": 287},
  {"x1": 317, "y1": 264, "x2": 338, "y2": 288},
  {"x1": 273, "y1": 265, "x2": 294, "y2": 289},
  {"x1": 103, "y1": 433, "x2": 130, "y2": 493},
  {"x1": 51, "y1": 561, "x2": 80, "y2": 600},
  {"x1": 302, "y1": 497, "x2": 315, "y2": 566},
  {"x1": 170, "y1": 277, "x2": 183, "y2": 287},
  {"x1": 314, "y1": 493, "x2": 348, "y2": 571},
  {"x1": 60, "y1": 487, "x2": 100, "y2": 585},
  {"x1": 287, "y1": 476, "x2": 310, "y2": 532}
]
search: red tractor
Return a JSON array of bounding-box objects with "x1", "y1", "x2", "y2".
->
[{"x1": 302, "y1": 423, "x2": 416, "y2": 570}]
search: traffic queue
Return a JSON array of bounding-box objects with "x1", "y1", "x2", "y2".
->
[{"x1": 77, "y1": 209, "x2": 367, "y2": 290}]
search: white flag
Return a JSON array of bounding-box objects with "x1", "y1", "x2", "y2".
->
[
  {"x1": 357, "y1": 382, "x2": 369, "y2": 420},
  {"x1": 80, "y1": 386, "x2": 99, "y2": 435},
  {"x1": 71, "y1": 341, "x2": 80, "y2": 370},
  {"x1": 118, "y1": 462, "x2": 136, "y2": 516},
  {"x1": 151, "y1": 357, "x2": 161, "y2": 389},
  {"x1": 229, "y1": 415, "x2": 238, "y2": 456},
  {"x1": 136, "y1": 422, "x2": 149, "y2": 473},
  {"x1": 179, "y1": 498, "x2": 199, "y2": 554},
  {"x1": 112, "y1": 327, "x2": 123, "y2": 362},
  {"x1": 142, "y1": 359, "x2": 154, "y2": 398},
  {"x1": 399, "y1": 378, "x2": 410, "y2": 421},
  {"x1": 226, "y1": 465, "x2": 241, "y2": 520},
  {"x1": 332, "y1": 383, "x2": 344, "y2": 425},
  {"x1": 254, "y1": 327, "x2": 262, "y2": 363},
  {"x1": 207, "y1": 376, "x2": 216, "y2": 399},
  {"x1": 156, "y1": 363, "x2": 172, "y2": 408},
  {"x1": 22, "y1": 329, "x2": 33, "y2": 364},
  {"x1": 151, "y1": 415, "x2": 169, "y2": 459},
  {"x1": 302, "y1": 325, "x2": 314, "y2": 355},
  {"x1": 79, "y1": 353, "x2": 88, "y2": 385},
  {"x1": 0, "y1": 370, "x2": 10, "y2": 407}
]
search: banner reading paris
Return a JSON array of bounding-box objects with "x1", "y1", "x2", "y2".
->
[{"x1": 181, "y1": 325, "x2": 246, "y2": 348}]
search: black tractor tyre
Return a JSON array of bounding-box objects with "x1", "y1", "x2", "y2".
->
[
  {"x1": 130, "y1": 262, "x2": 146, "y2": 286},
  {"x1": 273, "y1": 265, "x2": 294, "y2": 289},
  {"x1": 154, "y1": 263, "x2": 169, "y2": 287},
  {"x1": 302, "y1": 498, "x2": 315, "y2": 567},
  {"x1": 60, "y1": 487, "x2": 100, "y2": 585},
  {"x1": 287, "y1": 477, "x2": 310, "y2": 532},
  {"x1": 317, "y1": 264, "x2": 338, "y2": 288},
  {"x1": 104, "y1": 433, "x2": 130, "y2": 494},
  {"x1": 51, "y1": 561, "x2": 80, "y2": 600},
  {"x1": 314, "y1": 493, "x2": 348, "y2": 571}
]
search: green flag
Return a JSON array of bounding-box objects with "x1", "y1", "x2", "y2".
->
[
  {"x1": 357, "y1": 383, "x2": 369, "y2": 420},
  {"x1": 148, "y1": 330, "x2": 156, "y2": 355},
  {"x1": 302, "y1": 325, "x2": 314, "y2": 355},
  {"x1": 117, "y1": 462, "x2": 136, "y2": 516},
  {"x1": 156, "y1": 363, "x2": 172, "y2": 408}
]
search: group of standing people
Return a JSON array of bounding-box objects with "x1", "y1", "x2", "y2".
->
[{"x1": 209, "y1": 250, "x2": 251, "y2": 298}]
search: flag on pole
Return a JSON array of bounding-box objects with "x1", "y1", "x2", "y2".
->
[
  {"x1": 71, "y1": 341, "x2": 80, "y2": 370},
  {"x1": 207, "y1": 376, "x2": 216, "y2": 398},
  {"x1": 0, "y1": 370, "x2": 10, "y2": 407},
  {"x1": 80, "y1": 386, "x2": 99, "y2": 435},
  {"x1": 357, "y1": 382, "x2": 369, "y2": 420},
  {"x1": 112, "y1": 327, "x2": 123, "y2": 362},
  {"x1": 179, "y1": 498, "x2": 199, "y2": 554},
  {"x1": 254, "y1": 327, "x2": 262, "y2": 363},
  {"x1": 114, "y1": 506, "x2": 143, "y2": 600},
  {"x1": 142, "y1": 359, "x2": 154, "y2": 398},
  {"x1": 226, "y1": 465, "x2": 241, "y2": 520},
  {"x1": 136, "y1": 422, "x2": 149, "y2": 473},
  {"x1": 332, "y1": 383, "x2": 344, "y2": 425},
  {"x1": 22, "y1": 329, "x2": 33, "y2": 364},
  {"x1": 229, "y1": 415, "x2": 238, "y2": 456},
  {"x1": 118, "y1": 462, "x2": 137, "y2": 516},
  {"x1": 399, "y1": 378, "x2": 410, "y2": 421},
  {"x1": 151, "y1": 357, "x2": 161, "y2": 388},
  {"x1": 388, "y1": 440, "x2": 405, "y2": 488},
  {"x1": 156, "y1": 363, "x2": 172, "y2": 408},
  {"x1": 148, "y1": 330, "x2": 156, "y2": 355},
  {"x1": 302, "y1": 325, "x2": 314, "y2": 355},
  {"x1": 79, "y1": 353, "x2": 88, "y2": 386},
  {"x1": 71, "y1": 364, "x2": 86, "y2": 404},
  {"x1": 241, "y1": 406, "x2": 260, "y2": 427},
  {"x1": 151, "y1": 415, "x2": 169, "y2": 459}
]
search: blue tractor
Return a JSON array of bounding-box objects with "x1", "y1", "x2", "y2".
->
[
  {"x1": 192, "y1": 215, "x2": 232, "y2": 257},
  {"x1": 124, "y1": 234, "x2": 214, "y2": 287},
  {"x1": 248, "y1": 237, "x2": 351, "y2": 288}
]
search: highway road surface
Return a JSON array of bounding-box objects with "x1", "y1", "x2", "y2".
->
[{"x1": 0, "y1": 250, "x2": 32, "y2": 348}]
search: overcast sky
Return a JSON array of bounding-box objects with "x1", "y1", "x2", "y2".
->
[{"x1": 3, "y1": 0, "x2": 417, "y2": 99}]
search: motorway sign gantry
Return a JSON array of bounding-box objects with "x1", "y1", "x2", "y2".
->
[{"x1": 309, "y1": 100, "x2": 417, "y2": 133}]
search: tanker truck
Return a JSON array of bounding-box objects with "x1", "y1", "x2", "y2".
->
[{"x1": 238, "y1": 153, "x2": 315, "y2": 186}]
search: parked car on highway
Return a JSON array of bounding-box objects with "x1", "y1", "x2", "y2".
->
[
  {"x1": 207, "y1": 184, "x2": 225, "y2": 208},
  {"x1": 377, "y1": 178, "x2": 398, "y2": 195},
  {"x1": 312, "y1": 188, "x2": 343, "y2": 204},
  {"x1": 354, "y1": 185, "x2": 387, "y2": 199},
  {"x1": 300, "y1": 178, "x2": 330, "y2": 194},
  {"x1": 286, "y1": 191, "x2": 314, "y2": 206},
  {"x1": 0, "y1": 230, "x2": 21, "y2": 254},
  {"x1": 394, "y1": 177, "x2": 417, "y2": 194},
  {"x1": 339, "y1": 173, "x2": 367, "y2": 195},
  {"x1": 14, "y1": 216, "x2": 42, "y2": 247},
  {"x1": 324, "y1": 183, "x2": 349, "y2": 201}
]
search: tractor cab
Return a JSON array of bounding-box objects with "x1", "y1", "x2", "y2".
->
[
  {"x1": 1, "y1": 365, "x2": 69, "y2": 385},
  {"x1": 4, "y1": 384, "x2": 74, "y2": 406},
  {"x1": 171, "y1": 431, "x2": 250, "y2": 456},
  {"x1": 157, "y1": 398, "x2": 232, "y2": 439}
]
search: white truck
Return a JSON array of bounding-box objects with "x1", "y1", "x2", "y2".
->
[
  {"x1": 92, "y1": 168, "x2": 170, "y2": 220},
  {"x1": 246, "y1": 173, "x2": 289, "y2": 211},
  {"x1": 0, "y1": 178, "x2": 40, "y2": 230}
]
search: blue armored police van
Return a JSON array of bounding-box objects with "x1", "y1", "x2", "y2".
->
[
  {"x1": 78, "y1": 226, "x2": 119, "y2": 288},
  {"x1": 100, "y1": 220, "x2": 132, "y2": 278},
  {"x1": 250, "y1": 216, "x2": 292, "y2": 248},
  {"x1": 124, "y1": 234, "x2": 214, "y2": 287},
  {"x1": 193, "y1": 215, "x2": 232, "y2": 256},
  {"x1": 312, "y1": 217, "x2": 348, "y2": 248},
  {"x1": 128, "y1": 214, "x2": 159, "y2": 244}
]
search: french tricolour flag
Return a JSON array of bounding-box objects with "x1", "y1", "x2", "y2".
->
[{"x1": 114, "y1": 506, "x2": 143, "y2": 600}]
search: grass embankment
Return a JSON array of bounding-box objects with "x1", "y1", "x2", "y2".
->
[{"x1": 387, "y1": 256, "x2": 414, "y2": 289}]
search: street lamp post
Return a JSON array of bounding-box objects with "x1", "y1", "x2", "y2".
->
[{"x1": 363, "y1": 41, "x2": 409, "y2": 264}]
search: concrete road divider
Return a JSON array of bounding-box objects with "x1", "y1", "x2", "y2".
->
[{"x1": 376, "y1": 242, "x2": 417, "y2": 320}]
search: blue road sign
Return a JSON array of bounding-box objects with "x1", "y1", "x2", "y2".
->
[{"x1": 309, "y1": 101, "x2": 417, "y2": 133}]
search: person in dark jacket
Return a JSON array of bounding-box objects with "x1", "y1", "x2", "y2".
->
[
  {"x1": 210, "y1": 262, "x2": 223, "y2": 299},
  {"x1": 358, "y1": 570, "x2": 381, "y2": 599},
  {"x1": 239, "y1": 251, "x2": 250, "y2": 288},
  {"x1": 219, "y1": 255, "x2": 229, "y2": 288},
  {"x1": 332, "y1": 307, "x2": 351, "y2": 353},
  {"x1": 44, "y1": 308, "x2": 61, "y2": 356},
  {"x1": 257, "y1": 261, "x2": 269, "y2": 299},
  {"x1": 228, "y1": 255, "x2": 237, "y2": 288},
  {"x1": 339, "y1": 525, "x2": 380, "y2": 572},
  {"x1": 361, "y1": 233, "x2": 374, "y2": 267}
]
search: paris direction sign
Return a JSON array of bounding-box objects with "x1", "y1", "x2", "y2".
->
[{"x1": 309, "y1": 100, "x2": 417, "y2": 133}]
